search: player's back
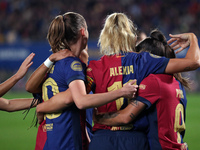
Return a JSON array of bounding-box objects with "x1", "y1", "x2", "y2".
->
[
  {"x1": 142, "y1": 74, "x2": 188, "y2": 150},
  {"x1": 88, "y1": 51, "x2": 169, "y2": 94},
  {"x1": 42, "y1": 57, "x2": 86, "y2": 150}
]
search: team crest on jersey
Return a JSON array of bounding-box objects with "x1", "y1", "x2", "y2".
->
[
  {"x1": 71, "y1": 61, "x2": 82, "y2": 71},
  {"x1": 150, "y1": 53, "x2": 161, "y2": 58},
  {"x1": 87, "y1": 67, "x2": 92, "y2": 72},
  {"x1": 139, "y1": 84, "x2": 146, "y2": 90}
]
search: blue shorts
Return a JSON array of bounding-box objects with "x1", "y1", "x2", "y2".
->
[{"x1": 89, "y1": 130, "x2": 149, "y2": 150}]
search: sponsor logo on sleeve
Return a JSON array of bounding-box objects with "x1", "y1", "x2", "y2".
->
[{"x1": 71, "y1": 61, "x2": 83, "y2": 71}]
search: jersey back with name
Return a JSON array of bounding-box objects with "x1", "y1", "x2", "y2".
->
[
  {"x1": 42, "y1": 57, "x2": 86, "y2": 150},
  {"x1": 86, "y1": 52, "x2": 169, "y2": 131},
  {"x1": 137, "y1": 74, "x2": 188, "y2": 150}
]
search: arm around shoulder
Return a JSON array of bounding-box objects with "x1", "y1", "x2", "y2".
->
[
  {"x1": 166, "y1": 33, "x2": 200, "y2": 74},
  {"x1": 94, "y1": 100, "x2": 146, "y2": 126},
  {"x1": 69, "y1": 79, "x2": 138, "y2": 109}
]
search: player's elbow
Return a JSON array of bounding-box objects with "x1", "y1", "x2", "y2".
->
[
  {"x1": 25, "y1": 83, "x2": 33, "y2": 93},
  {"x1": 196, "y1": 59, "x2": 200, "y2": 68},
  {"x1": 189, "y1": 52, "x2": 200, "y2": 70},
  {"x1": 189, "y1": 59, "x2": 200, "y2": 70},
  {"x1": 25, "y1": 82, "x2": 41, "y2": 93},
  {"x1": 75, "y1": 102, "x2": 86, "y2": 110}
]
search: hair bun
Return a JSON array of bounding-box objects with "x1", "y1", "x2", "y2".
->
[{"x1": 150, "y1": 29, "x2": 168, "y2": 46}]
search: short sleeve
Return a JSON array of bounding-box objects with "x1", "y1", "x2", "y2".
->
[
  {"x1": 136, "y1": 74, "x2": 160, "y2": 109},
  {"x1": 63, "y1": 57, "x2": 86, "y2": 85},
  {"x1": 141, "y1": 52, "x2": 169, "y2": 75}
]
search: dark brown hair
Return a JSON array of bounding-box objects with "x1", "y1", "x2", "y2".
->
[
  {"x1": 136, "y1": 29, "x2": 190, "y2": 89},
  {"x1": 47, "y1": 12, "x2": 86, "y2": 53}
]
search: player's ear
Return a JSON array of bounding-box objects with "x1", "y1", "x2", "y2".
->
[{"x1": 80, "y1": 28, "x2": 85, "y2": 36}]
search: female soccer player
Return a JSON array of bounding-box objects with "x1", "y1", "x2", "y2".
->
[
  {"x1": 26, "y1": 12, "x2": 137, "y2": 150},
  {"x1": 93, "y1": 29, "x2": 192, "y2": 150},
  {"x1": 34, "y1": 48, "x2": 92, "y2": 150}
]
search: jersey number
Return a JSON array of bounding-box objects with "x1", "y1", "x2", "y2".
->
[
  {"x1": 107, "y1": 80, "x2": 135, "y2": 110},
  {"x1": 174, "y1": 103, "x2": 185, "y2": 143},
  {"x1": 42, "y1": 77, "x2": 61, "y2": 119}
]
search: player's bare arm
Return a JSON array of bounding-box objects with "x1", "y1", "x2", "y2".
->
[
  {"x1": 0, "y1": 97, "x2": 36, "y2": 112},
  {"x1": 70, "y1": 80, "x2": 138, "y2": 109},
  {"x1": 129, "y1": 100, "x2": 140, "y2": 120},
  {"x1": 36, "y1": 89, "x2": 74, "y2": 124},
  {"x1": 165, "y1": 33, "x2": 200, "y2": 74},
  {"x1": 93, "y1": 99, "x2": 146, "y2": 126}
]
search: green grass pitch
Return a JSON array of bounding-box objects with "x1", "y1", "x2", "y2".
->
[
  {"x1": 184, "y1": 93, "x2": 200, "y2": 150},
  {"x1": 0, "y1": 92, "x2": 199, "y2": 149},
  {"x1": 0, "y1": 92, "x2": 37, "y2": 150}
]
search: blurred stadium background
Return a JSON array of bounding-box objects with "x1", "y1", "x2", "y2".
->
[{"x1": 0, "y1": 0, "x2": 199, "y2": 149}]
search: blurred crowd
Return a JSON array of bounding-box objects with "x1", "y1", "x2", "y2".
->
[
  {"x1": 0, "y1": 0, "x2": 200, "y2": 92},
  {"x1": 0, "y1": 0, "x2": 200, "y2": 43}
]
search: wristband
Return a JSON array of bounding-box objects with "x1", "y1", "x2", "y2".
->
[{"x1": 44, "y1": 58, "x2": 53, "y2": 68}]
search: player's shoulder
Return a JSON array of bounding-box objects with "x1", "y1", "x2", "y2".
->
[
  {"x1": 125, "y1": 51, "x2": 153, "y2": 60},
  {"x1": 142, "y1": 74, "x2": 158, "y2": 81},
  {"x1": 88, "y1": 56, "x2": 104, "y2": 68},
  {"x1": 61, "y1": 56, "x2": 81, "y2": 63},
  {"x1": 88, "y1": 59, "x2": 98, "y2": 66},
  {"x1": 56, "y1": 56, "x2": 81, "y2": 65},
  {"x1": 144, "y1": 74, "x2": 171, "y2": 80},
  {"x1": 140, "y1": 74, "x2": 163, "y2": 86},
  {"x1": 55, "y1": 57, "x2": 83, "y2": 71},
  {"x1": 152, "y1": 74, "x2": 173, "y2": 81},
  {"x1": 142, "y1": 74, "x2": 174, "y2": 88}
]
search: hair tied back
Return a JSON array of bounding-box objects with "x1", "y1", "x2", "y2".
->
[
  {"x1": 150, "y1": 36, "x2": 167, "y2": 46},
  {"x1": 162, "y1": 41, "x2": 168, "y2": 46}
]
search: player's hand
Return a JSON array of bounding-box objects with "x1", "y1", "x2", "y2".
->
[
  {"x1": 92, "y1": 108, "x2": 105, "y2": 124},
  {"x1": 15, "y1": 53, "x2": 35, "y2": 80},
  {"x1": 49, "y1": 49, "x2": 74, "y2": 62},
  {"x1": 37, "y1": 111, "x2": 44, "y2": 124},
  {"x1": 167, "y1": 33, "x2": 196, "y2": 54},
  {"x1": 121, "y1": 79, "x2": 138, "y2": 98}
]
